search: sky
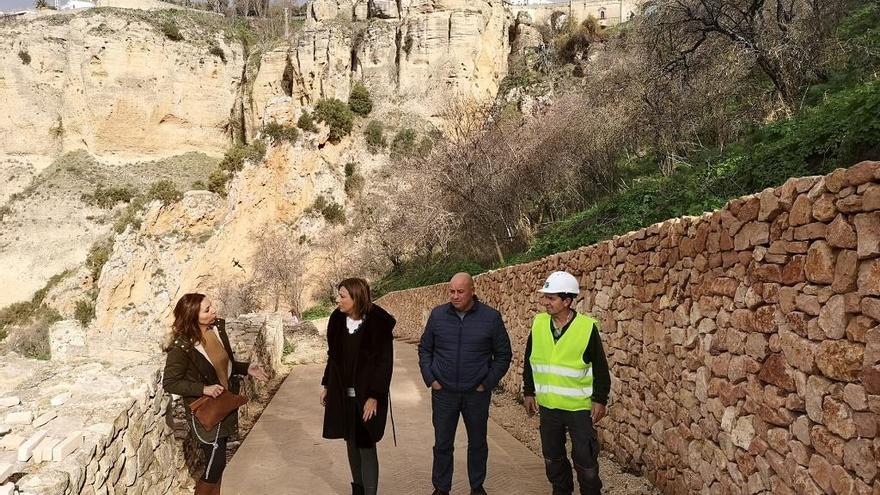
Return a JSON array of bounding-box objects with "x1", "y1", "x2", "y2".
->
[{"x1": 0, "y1": 0, "x2": 305, "y2": 13}]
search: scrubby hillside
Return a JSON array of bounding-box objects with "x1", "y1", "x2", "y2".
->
[{"x1": 375, "y1": 0, "x2": 880, "y2": 294}]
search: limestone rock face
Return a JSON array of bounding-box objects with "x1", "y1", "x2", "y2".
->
[
  {"x1": 0, "y1": 11, "x2": 245, "y2": 158},
  {"x1": 257, "y1": 0, "x2": 510, "y2": 125},
  {"x1": 93, "y1": 144, "x2": 343, "y2": 339}
]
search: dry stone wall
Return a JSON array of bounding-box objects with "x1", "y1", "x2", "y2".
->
[
  {"x1": 0, "y1": 314, "x2": 284, "y2": 495},
  {"x1": 377, "y1": 160, "x2": 880, "y2": 495}
]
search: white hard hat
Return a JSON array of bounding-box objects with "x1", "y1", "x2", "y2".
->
[{"x1": 539, "y1": 271, "x2": 580, "y2": 295}]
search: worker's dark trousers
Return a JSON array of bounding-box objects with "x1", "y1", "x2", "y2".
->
[{"x1": 539, "y1": 406, "x2": 602, "y2": 495}]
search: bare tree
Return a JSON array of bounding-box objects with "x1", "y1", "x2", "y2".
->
[
  {"x1": 650, "y1": 0, "x2": 847, "y2": 110},
  {"x1": 215, "y1": 278, "x2": 261, "y2": 317},
  {"x1": 251, "y1": 230, "x2": 309, "y2": 315}
]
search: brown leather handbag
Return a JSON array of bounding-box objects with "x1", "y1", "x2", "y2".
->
[{"x1": 189, "y1": 390, "x2": 248, "y2": 431}]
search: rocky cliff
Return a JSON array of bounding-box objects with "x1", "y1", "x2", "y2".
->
[
  {"x1": 0, "y1": 0, "x2": 512, "y2": 309},
  {"x1": 248, "y1": 0, "x2": 510, "y2": 128},
  {"x1": 93, "y1": 136, "x2": 350, "y2": 339},
  {"x1": 0, "y1": 9, "x2": 245, "y2": 159}
]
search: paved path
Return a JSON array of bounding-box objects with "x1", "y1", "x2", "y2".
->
[{"x1": 224, "y1": 341, "x2": 548, "y2": 494}]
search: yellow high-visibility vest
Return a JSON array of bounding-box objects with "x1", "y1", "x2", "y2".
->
[{"x1": 530, "y1": 312, "x2": 596, "y2": 411}]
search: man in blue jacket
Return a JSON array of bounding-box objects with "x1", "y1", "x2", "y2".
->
[{"x1": 418, "y1": 272, "x2": 513, "y2": 495}]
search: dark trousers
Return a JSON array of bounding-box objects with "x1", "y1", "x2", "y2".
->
[
  {"x1": 539, "y1": 406, "x2": 602, "y2": 495},
  {"x1": 199, "y1": 437, "x2": 228, "y2": 484},
  {"x1": 431, "y1": 388, "x2": 491, "y2": 492}
]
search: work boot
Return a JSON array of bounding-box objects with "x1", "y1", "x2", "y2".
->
[
  {"x1": 431, "y1": 489, "x2": 450, "y2": 495},
  {"x1": 351, "y1": 482, "x2": 365, "y2": 495}
]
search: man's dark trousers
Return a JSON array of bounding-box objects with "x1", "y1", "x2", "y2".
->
[
  {"x1": 431, "y1": 388, "x2": 492, "y2": 492},
  {"x1": 539, "y1": 406, "x2": 602, "y2": 495}
]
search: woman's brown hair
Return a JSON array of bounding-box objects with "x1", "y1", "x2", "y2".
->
[
  {"x1": 165, "y1": 293, "x2": 206, "y2": 351},
  {"x1": 338, "y1": 278, "x2": 373, "y2": 319}
]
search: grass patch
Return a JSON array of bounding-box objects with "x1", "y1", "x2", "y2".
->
[{"x1": 302, "y1": 304, "x2": 332, "y2": 320}]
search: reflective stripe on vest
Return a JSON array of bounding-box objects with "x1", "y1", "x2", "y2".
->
[{"x1": 530, "y1": 312, "x2": 596, "y2": 411}]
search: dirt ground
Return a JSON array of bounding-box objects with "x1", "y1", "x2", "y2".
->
[{"x1": 489, "y1": 392, "x2": 660, "y2": 495}]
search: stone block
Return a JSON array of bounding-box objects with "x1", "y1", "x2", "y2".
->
[
  {"x1": 17, "y1": 430, "x2": 47, "y2": 462},
  {"x1": 50, "y1": 393, "x2": 71, "y2": 407},
  {"x1": 32, "y1": 436, "x2": 60, "y2": 463},
  {"x1": 0, "y1": 398, "x2": 20, "y2": 409},
  {"x1": 52, "y1": 432, "x2": 83, "y2": 462},
  {"x1": 4, "y1": 411, "x2": 31, "y2": 425},
  {"x1": 805, "y1": 240, "x2": 835, "y2": 284},
  {"x1": 0, "y1": 483, "x2": 12, "y2": 495},
  {"x1": 32, "y1": 412, "x2": 56, "y2": 428},
  {"x1": 858, "y1": 259, "x2": 880, "y2": 296},
  {"x1": 816, "y1": 340, "x2": 864, "y2": 381},
  {"x1": 0, "y1": 463, "x2": 12, "y2": 483},
  {"x1": 0, "y1": 435, "x2": 24, "y2": 451},
  {"x1": 827, "y1": 215, "x2": 857, "y2": 248}
]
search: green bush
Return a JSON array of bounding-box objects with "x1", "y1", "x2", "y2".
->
[
  {"x1": 310, "y1": 195, "x2": 346, "y2": 224},
  {"x1": 208, "y1": 45, "x2": 226, "y2": 63},
  {"x1": 208, "y1": 169, "x2": 230, "y2": 196},
  {"x1": 74, "y1": 299, "x2": 95, "y2": 326},
  {"x1": 0, "y1": 301, "x2": 36, "y2": 329},
  {"x1": 82, "y1": 185, "x2": 135, "y2": 209},
  {"x1": 261, "y1": 121, "x2": 299, "y2": 145},
  {"x1": 113, "y1": 201, "x2": 144, "y2": 234},
  {"x1": 391, "y1": 128, "x2": 418, "y2": 157},
  {"x1": 302, "y1": 304, "x2": 331, "y2": 320},
  {"x1": 86, "y1": 239, "x2": 113, "y2": 280},
  {"x1": 162, "y1": 20, "x2": 183, "y2": 41},
  {"x1": 364, "y1": 120, "x2": 386, "y2": 152},
  {"x1": 314, "y1": 99, "x2": 354, "y2": 143},
  {"x1": 298, "y1": 112, "x2": 318, "y2": 133},
  {"x1": 31, "y1": 270, "x2": 71, "y2": 307},
  {"x1": 348, "y1": 81, "x2": 373, "y2": 116},
  {"x1": 344, "y1": 163, "x2": 365, "y2": 197},
  {"x1": 146, "y1": 180, "x2": 183, "y2": 205},
  {"x1": 18, "y1": 50, "x2": 31, "y2": 65},
  {"x1": 219, "y1": 141, "x2": 267, "y2": 172},
  {"x1": 321, "y1": 202, "x2": 346, "y2": 225},
  {"x1": 192, "y1": 180, "x2": 207, "y2": 190},
  {"x1": 283, "y1": 341, "x2": 296, "y2": 356},
  {"x1": 7, "y1": 322, "x2": 50, "y2": 360}
]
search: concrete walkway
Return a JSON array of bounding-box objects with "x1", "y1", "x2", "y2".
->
[{"x1": 224, "y1": 341, "x2": 548, "y2": 494}]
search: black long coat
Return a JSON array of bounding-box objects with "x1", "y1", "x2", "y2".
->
[
  {"x1": 163, "y1": 319, "x2": 250, "y2": 440},
  {"x1": 321, "y1": 305, "x2": 396, "y2": 443}
]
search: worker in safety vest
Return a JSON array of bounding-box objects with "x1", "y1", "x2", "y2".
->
[{"x1": 522, "y1": 271, "x2": 611, "y2": 495}]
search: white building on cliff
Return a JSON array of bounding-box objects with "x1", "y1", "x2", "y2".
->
[{"x1": 505, "y1": 0, "x2": 642, "y2": 27}]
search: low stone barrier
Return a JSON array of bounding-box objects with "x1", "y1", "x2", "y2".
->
[{"x1": 0, "y1": 313, "x2": 287, "y2": 494}]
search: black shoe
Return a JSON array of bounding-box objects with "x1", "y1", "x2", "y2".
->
[
  {"x1": 431, "y1": 489, "x2": 450, "y2": 495},
  {"x1": 471, "y1": 487, "x2": 488, "y2": 495},
  {"x1": 351, "y1": 482, "x2": 365, "y2": 495}
]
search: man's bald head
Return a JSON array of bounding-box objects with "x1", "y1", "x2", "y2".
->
[{"x1": 449, "y1": 272, "x2": 475, "y2": 311}]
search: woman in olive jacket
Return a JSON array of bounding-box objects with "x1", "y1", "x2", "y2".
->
[
  {"x1": 163, "y1": 293, "x2": 268, "y2": 495},
  {"x1": 320, "y1": 278, "x2": 396, "y2": 495}
]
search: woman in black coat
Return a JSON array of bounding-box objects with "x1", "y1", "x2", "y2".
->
[{"x1": 320, "y1": 278, "x2": 396, "y2": 495}]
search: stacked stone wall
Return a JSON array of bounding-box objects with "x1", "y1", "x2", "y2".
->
[
  {"x1": 378, "y1": 161, "x2": 880, "y2": 494},
  {"x1": 0, "y1": 313, "x2": 285, "y2": 495}
]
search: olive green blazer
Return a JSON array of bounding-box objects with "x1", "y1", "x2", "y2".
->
[{"x1": 162, "y1": 319, "x2": 250, "y2": 440}]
